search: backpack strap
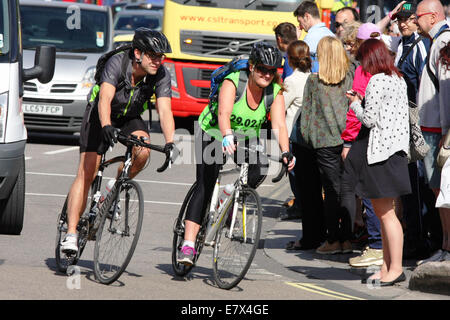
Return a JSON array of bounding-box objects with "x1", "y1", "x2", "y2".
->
[
  {"x1": 116, "y1": 50, "x2": 132, "y2": 92},
  {"x1": 263, "y1": 84, "x2": 274, "y2": 118},
  {"x1": 397, "y1": 35, "x2": 423, "y2": 69},
  {"x1": 234, "y1": 70, "x2": 248, "y2": 103},
  {"x1": 425, "y1": 28, "x2": 450, "y2": 92}
]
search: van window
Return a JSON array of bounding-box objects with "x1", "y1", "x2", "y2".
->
[
  {"x1": 0, "y1": 0, "x2": 10, "y2": 60},
  {"x1": 21, "y1": 5, "x2": 110, "y2": 53},
  {"x1": 115, "y1": 14, "x2": 162, "y2": 32}
]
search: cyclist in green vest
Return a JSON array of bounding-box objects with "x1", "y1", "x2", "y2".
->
[
  {"x1": 177, "y1": 42, "x2": 296, "y2": 266},
  {"x1": 61, "y1": 28, "x2": 175, "y2": 254}
]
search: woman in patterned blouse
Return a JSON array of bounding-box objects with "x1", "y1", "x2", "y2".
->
[{"x1": 346, "y1": 39, "x2": 410, "y2": 286}]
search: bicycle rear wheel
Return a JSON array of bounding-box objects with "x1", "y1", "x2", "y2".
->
[
  {"x1": 55, "y1": 197, "x2": 78, "y2": 273},
  {"x1": 55, "y1": 196, "x2": 88, "y2": 273},
  {"x1": 94, "y1": 179, "x2": 144, "y2": 284},
  {"x1": 172, "y1": 182, "x2": 199, "y2": 276},
  {"x1": 212, "y1": 187, "x2": 262, "y2": 289}
]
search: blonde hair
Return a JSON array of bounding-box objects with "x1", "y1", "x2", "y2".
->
[
  {"x1": 317, "y1": 36, "x2": 349, "y2": 85},
  {"x1": 341, "y1": 21, "x2": 361, "y2": 45}
]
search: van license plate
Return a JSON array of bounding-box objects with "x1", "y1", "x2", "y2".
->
[{"x1": 23, "y1": 104, "x2": 63, "y2": 115}]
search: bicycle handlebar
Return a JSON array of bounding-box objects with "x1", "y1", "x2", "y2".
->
[
  {"x1": 233, "y1": 144, "x2": 289, "y2": 184},
  {"x1": 116, "y1": 131, "x2": 178, "y2": 173}
]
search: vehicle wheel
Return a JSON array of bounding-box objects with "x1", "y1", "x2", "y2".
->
[
  {"x1": 55, "y1": 196, "x2": 79, "y2": 273},
  {"x1": 0, "y1": 156, "x2": 25, "y2": 235},
  {"x1": 213, "y1": 187, "x2": 262, "y2": 290},
  {"x1": 94, "y1": 179, "x2": 144, "y2": 285},
  {"x1": 172, "y1": 182, "x2": 197, "y2": 277}
]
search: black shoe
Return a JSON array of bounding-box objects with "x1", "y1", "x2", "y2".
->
[
  {"x1": 379, "y1": 272, "x2": 406, "y2": 287},
  {"x1": 280, "y1": 205, "x2": 302, "y2": 221}
]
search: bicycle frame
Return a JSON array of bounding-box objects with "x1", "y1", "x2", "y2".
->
[{"x1": 204, "y1": 161, "x2": 249, "y2": 246}]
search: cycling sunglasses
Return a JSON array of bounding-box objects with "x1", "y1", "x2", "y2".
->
[{"x1": 255, "y1": 64, "x2": 277, "y2": 76}]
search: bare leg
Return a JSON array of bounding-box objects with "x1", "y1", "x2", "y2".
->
[
  {"x1": 66, "y1": 152, "x2": 101, "y2": 235},
  {"x1": 184, "y1": 220, "x2": 201, "y2": 243},
  {"x1": 371, "y1": 197, "x2": 404, "y2": 282}
]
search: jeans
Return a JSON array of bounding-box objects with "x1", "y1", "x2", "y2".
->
[
  {"x1": 422, "y1": 131, "x2": 442, "y2": 189},
  {"x1": 362, "y1": 199, "x2": 382, "y2": 249}
]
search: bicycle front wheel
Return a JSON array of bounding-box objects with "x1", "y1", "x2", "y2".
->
[
  {"x1": 212, "y1": 187, "x2": 262, "y2": 290},
  {"x1": 94, "y1": 179, "x2": 144, "y2": 285}
]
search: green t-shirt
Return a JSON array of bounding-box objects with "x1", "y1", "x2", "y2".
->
[{"x1": 199, "y1": 71, "x2": 281, "y2": 141}]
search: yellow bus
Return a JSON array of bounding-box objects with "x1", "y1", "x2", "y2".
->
[{"x1": 162, "y1": 0, "x2": 302, "y2": 118}]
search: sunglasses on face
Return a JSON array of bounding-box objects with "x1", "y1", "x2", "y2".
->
[
  {"x1": 255, "y1": 65, "x2": 277, "y2": 75},
  {"x1": 144, "y1": 52, "x2": 165, "y2": 61},
  {"x1": 335, "y1": 21, "x2": 344, "y2": 29}
]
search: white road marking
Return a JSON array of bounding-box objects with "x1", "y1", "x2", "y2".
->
[
  {"x1": 25, "y1": 192, "x2": 182, "y2": 206},
  {"x1": 26, "y1": 171, "x2": 193, "y2": 186},
  {"x1": 43, "y1": 146, "x2": 79, "y2": 155},
  {"x1": 25, "y1": 157, "x2": 32, "y2": 160},
  {"x1": 25, "y1": 171, "x2": 273, "y2": 187}
]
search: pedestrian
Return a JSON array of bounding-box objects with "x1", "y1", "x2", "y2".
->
[
  {"x1": 281, "y1": 41, "x2": 313, "y2": 247},
  {"x1": 387, "y1": 1, "x2": 435, "y2": 260},
  {"x1": 273, "y1": 22, "x2": 302, "y2": 220},
  {"x1": 414, "y1": 0, "x2": 450, "y2": 264},
  {"x1": 340, "y1": 23, "x2": 384, "y2": 268},
  {"x1": 334, "y1": 6, "x2": 360, "y2": 39},
  {"x1": 274, "y1": 22, "x2": 298, "y2": 80},
  {"x1": 346, "y1": 39, "x2": 411, "y2": 286},
  {"x1": 294, "y1": 1, "x2": 335, "y2": 73},
  {"x1": 300, "y1": 36, "x2": 354, "y2": 255}
]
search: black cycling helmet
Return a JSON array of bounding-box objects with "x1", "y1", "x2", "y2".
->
[
  {"x1": 133, "y1": 27, "x2": 172, "y2": 53},
  {"x1": 249, "y1": 42, "x2": 282, "y2": 68}
]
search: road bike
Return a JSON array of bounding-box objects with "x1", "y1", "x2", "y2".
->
[
  {"x1": 172, "y1": 143, "x2": 287, "y2": 289},
  {"x1": 55, "y1": 132, "x2": 174, "y2": 284}
]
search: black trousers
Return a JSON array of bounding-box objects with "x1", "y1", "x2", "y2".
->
[
  {"x1": 185, "y1": 129, "x2": 267, "y2": 225},
  {"x1": 293, "y1": 142, "x2": 325, "y2": 247},
  {"x1": 315, "y1": 145, "x2": 352, "y2": 243}
]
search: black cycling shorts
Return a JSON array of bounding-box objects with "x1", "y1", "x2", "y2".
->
[{"x1": 79, "y1": 104, "x2": 149, "y2": 153}]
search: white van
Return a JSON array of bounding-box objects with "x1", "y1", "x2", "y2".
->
[
  {"x1": 0, "y1": 0, "x2": 55, "y2": 234},
  {"x1": 20, "y1": 0, "x2": 113, "y2": 133}
]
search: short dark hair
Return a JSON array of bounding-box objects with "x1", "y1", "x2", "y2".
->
[
  {"x1": 274, "y1": 22, "x2": 298, "y2": 44},
  {"x1": 336, "y1": 7, "x2": 360, "y2": 21},
  {"x1": 293, "y1": 1, "x2": 320, "y2": 19}
]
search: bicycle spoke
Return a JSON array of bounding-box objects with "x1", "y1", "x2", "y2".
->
[
  {"x1": 94, "y1": 180, "x2": 144, "y2": 284},
  {"x1": 213, "y1": 188, "x2": 262, "y2": 289}
]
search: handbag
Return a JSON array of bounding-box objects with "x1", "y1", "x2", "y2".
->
[
  {"x1": 437, "y1": 129, "x2": 450, "y2": 169},
  {"x1": 436, "y1": 157, "x2": 450, "y2": 208},
  {"x1": 408, "y1": 101, "x2": 430, "y2": 163}
]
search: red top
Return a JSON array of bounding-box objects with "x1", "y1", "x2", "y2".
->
[{"x1": 341, "y1": 66, "x2": 372, "y2": 142}]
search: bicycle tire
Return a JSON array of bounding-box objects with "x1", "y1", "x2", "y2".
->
[
  {"x1": 212, "y1": 187, "x2": 262, "y2": 290},
  {"x1": 93, "y1": 179, "x2": 144, "y2": 284},
  {"x1": 172, "y1": 182, "x2": 197, "y2": 276},
  {"x1": 55, "y1": 196, "x2": 88, "y2": 273}
]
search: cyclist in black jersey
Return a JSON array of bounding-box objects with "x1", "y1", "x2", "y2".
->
[{"x1": 61, "y1": 28, "x2": 175, "y2": 254}]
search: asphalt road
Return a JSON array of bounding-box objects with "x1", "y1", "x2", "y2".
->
[{"x1": 0, "y1": 114, "x2": 447, "y2": 306}]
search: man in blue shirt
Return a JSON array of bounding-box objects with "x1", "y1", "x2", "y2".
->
[
  {"x1": 294, "y1": 1, "x2": 335, "y2": 73},
  {"x1": 273, "y1": 22, "x2": 297, "y2": 80}
]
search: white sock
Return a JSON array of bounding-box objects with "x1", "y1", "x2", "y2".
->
[{"x1": 182, "y1": 240, "x2": 195, "y2": 248}]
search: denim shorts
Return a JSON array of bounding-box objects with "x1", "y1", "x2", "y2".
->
[{"x1": 422, "y1": 131, "x2": 442, "y2": 189}]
